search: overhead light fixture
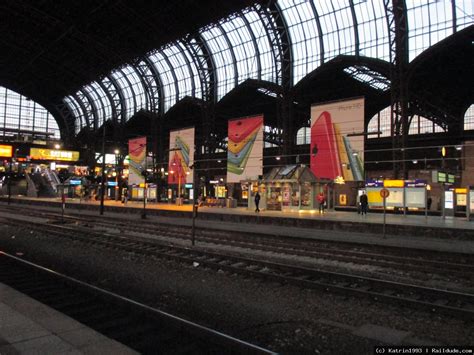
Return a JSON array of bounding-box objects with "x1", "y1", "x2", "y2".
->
[
  {"x1": 217, "y1": 160, "x2": 222, "y2": 163},
  {"x1": 412, "y1": 160, "x2": 418, "y2": 164},
  {"x1": 456, "y1": 146, "x2": 462, "y2": 151},
  {"x1": 276, "y1": 156, "x2": 281, "y2": 160}
]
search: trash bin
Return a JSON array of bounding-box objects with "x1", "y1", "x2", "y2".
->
[
  {"x1": 226, "y1": 198, "x2": 237, "y2": 208},
  {"x1": 176, "y1": 197, "x2": 183, "y2": 206}
]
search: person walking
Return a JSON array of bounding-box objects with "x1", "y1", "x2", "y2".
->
[
  {"x1": 317, "y1": 191, "x2": 326, "y2": 214},
  {"x1": 360, "y1": 191, "x2": 368, "y2": 215},
  {"x1": 254, "y1": 191, "x2": 261, "y2": 212}
]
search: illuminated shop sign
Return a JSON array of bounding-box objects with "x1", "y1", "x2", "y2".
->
[
  {"x1": 30, "y1": 148, "x2": 79, "y2": 162},
  {"x1": 383, "y1": 179, "x2": 404, "y2": 188},
  {"x1": 0, "y1": 145, "x2": 13, "y2": 158}
]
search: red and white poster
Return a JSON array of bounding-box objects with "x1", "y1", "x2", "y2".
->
[
  {"x1": 310, "y1": 98, "x2": 364, "y2": 181},
  {"x1": 227, "y1": 115, "x2": 263, "y2": 183},
  {"x1": 168, "y1": 127, "x2": 194, "y2": 185}
]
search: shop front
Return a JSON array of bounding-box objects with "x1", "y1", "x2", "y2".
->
[{"x1": 245, "y1": 165, "x2": 330, "y2": 212}]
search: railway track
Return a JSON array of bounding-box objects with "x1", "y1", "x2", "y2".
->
[
  {"x1": 3, "y1": 217, "x2": 474, "y2": 320},
  {"x1": 1, "y1": 204, "x2": 472, "y2": 281},
  {"x1": 0, "y1": 251, "x2": 275, "y2": 354}
]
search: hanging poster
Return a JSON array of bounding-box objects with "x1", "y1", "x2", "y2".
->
[
  {"x1": 168, "y1": 127, "x2": 194, "y2": 185},
  {"x1": 310, "y1": 98, "x2": 365, "y2": 181},
  {"x1": 128, "y1": 137, "x2": 146, "y2": 186},
  {"x1": 227, "y1": 115, "x2": 263, "y2": 183}
]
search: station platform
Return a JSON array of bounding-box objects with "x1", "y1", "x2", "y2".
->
[
  {"x1": 0, "y1": 282, "x2": 136, "y2": 354},
  {"x1": 1, "y1": 196, "x2": 474, "y2": 255}
]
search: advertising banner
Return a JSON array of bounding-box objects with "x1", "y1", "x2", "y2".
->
[
  {"x1": 168, "y1": 127, "x2": 194, "y2": 185},
  {"x1": 128, "y1": 137, "x2": 146, "y2": 186},
  {"x1": 30, "y1": 148, "x2": 79, "y2": 162},
  {"x1": 227, "y1": 115, "x2": 263, "y2": 183},
  {"x1": 310, "y1": 98, "x2": 364, "y2": 181}
]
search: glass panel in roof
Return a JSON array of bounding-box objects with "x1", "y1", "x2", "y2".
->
[
  {"x1": 343, "y1": 66, "x2": 390, "y2": 91},
  {"x1": 110, "y1": 70, "x2": 135, "y2": 120},
  {"x1": 121, "y1": 65, "x2": 147, "y2": 114},
  {"x1": 149, "y1": 51, "x2": 178, "y2": 112},
  {"x1": 82, "y1": 85, "x2": 105, "y2": 127},
  {"x1": 406, "y1": 0, "x2": 455, "y2": 61},
  {"x1": 455, "y1": 0, "x2": 473, "y2": 31},
  {"x1": 279, "y1": 0, "x2": 320, "y2": 85},
  {"x1": 353, "y1": 0, "x2": 390, "y2": 60},
  {"x1": 201, "y1": 24, "x2": 236, "y2": 100},
  {"x1": 64, "y1": 96, "x2": 86, "y2": 133}
]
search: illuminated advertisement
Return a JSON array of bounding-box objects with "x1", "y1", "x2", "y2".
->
[
  {"x1": 168, "y1": 127, "x2": 194, "y2": 185},
  {"x1": 30, "y1": 148, "x2": 79, "y2": 162},
  {"x1": 128, "y1": 137, "x2": 146, "y2": 186},
  {"x1": 227, "y1": 115, "x2": 263, "y2": 183},
  {"x1": 0, "y1": 145, "x2": 12, "y2": 158},
  {"x1": 310, "y1": 98, "x2": 364, "y2": 181}
]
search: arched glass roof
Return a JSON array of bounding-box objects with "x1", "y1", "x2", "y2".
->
[
  {"x1": 63, "y1": 0, "x2": 473, "y2": 134},
  {"x1": 0, "y1": 86, "x2": 60, "y2": 139}
]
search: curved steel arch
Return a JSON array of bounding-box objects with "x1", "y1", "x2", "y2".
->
[
  {"x1": 258, "y1": 2, "x2": 291, "y2": 89},
  {"x1": 141, "y1": 56, "x2": 165, "y2": 115},
  {"x1": 102, "y1": 74, "x2": 126, "y2": 124},
  {"x1": 82, "y1": 83, "x2": 107, "y2": 128},
  {"x1": 176, "y1": 40, "x2": 197, "y2": 98},
  {"x1": 77, "y1": 88, "x2": 100, "y2": 131},
  {"x1": 71, "y1": 92, "x2": 92, "y2": 130},
  {"x1": 110, "y1": 68, "x2": 137, "y2": 121},
  {"x1": 185, "y1": 34, "x2": 217, "y2": 103}
]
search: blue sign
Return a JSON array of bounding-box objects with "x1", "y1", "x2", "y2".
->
[
  {"x1": 107, "y1": 181, "x2": 118, "y2": 187},
  {"x1": 365, "y1": 180, "x2": 383, "y2": 187},
  {"x1": 69, "y1": 179, "x2": 81, "y2": 185},
  {"x1": 184, "y1": 184, "x2": 193, "y2": 188},
  {"x1": 406, "y1": 179, "x2": 426, "y2": 188}
]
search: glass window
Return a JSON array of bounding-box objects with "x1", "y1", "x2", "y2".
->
[
  {"x1": 0, "y1": 86, "x2": 60, "y2": 139},
  {"x1": 296, "y1": 126, "x2": 311, "y2": 145},
  {"x1": 464, "y1": 104, "x2": 474, "y2": 130},
  {"x1": 368, "y1": 106, "x2": 445, "y2": 138}
]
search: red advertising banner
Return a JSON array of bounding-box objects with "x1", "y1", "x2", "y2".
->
[
  {"x1": 128, "y1": 137, "x2": 146, "y2": 186},
  {"x1": 310, "y1": 98, "x2": 364, "y2": 181},
  {"x1": 168, "y1": 127, "x2": 194, "y2": 185}
]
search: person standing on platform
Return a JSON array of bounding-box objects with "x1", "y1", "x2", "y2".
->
[
  {"x1": 254, "y1": 191, "x2": 261, "y2": 213},
  {"x1": 360, "y1": 191, "x2": 368, "y2": 215},
  {"x1": 317, "y1": 191, "x2": 326, "y2": 214},
  {"x1": 122, "y1": 188, "x2": 128, "y2": 204}
]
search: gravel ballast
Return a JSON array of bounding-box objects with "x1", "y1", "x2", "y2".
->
[{"x1": 0, "y1": 222, "x2": 472, "y2": 354}]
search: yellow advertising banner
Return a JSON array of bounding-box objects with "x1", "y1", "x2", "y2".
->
[
  {"x1": 0, "y1": 145, "x2": 13, "y2": 158},
  {"x1": 30, "y1": 148, "x2": 79, "y2": 162}
]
